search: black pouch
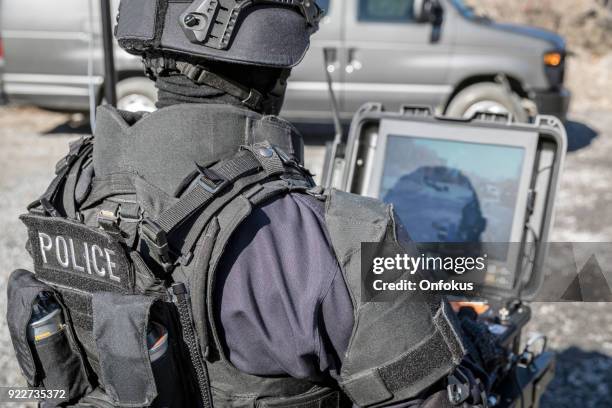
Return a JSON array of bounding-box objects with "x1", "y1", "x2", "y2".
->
[
  {"x1": 92, "y1": 293, "x2": 192, "y2": 408},
  {"x1": 6, "y1": 270, "x2": 91, "y2": 404},
  {"x1": 92, "y1": 292, "x2": 157, "y2": 407}
]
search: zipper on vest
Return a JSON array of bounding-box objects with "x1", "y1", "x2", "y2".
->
[{"x1": 171, "y1": 282, "x2": 213, "y2": 408}]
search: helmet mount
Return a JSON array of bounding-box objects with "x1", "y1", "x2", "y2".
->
[{"x1": 180, "y1": 0, "x2": 322, "y2": 50}]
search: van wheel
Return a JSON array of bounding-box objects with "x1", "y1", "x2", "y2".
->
[
  {"x1": 446, "y1": 82, "x2": 528, "y2": 122},
  {"x1": 116, "y1": 77, "x2": 158, "y2": 113}
]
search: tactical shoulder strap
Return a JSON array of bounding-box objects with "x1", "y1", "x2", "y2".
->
[{"x1": 140, "y1": 141, "x2": 313, "y2": 273}]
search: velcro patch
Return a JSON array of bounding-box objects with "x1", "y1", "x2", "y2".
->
[{"x1": 21, "y1": 214, "x2": 133, "y2": 294}]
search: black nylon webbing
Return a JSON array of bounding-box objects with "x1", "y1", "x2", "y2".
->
[
  {"x1": 243, "y1": 143, "x2": 286, "y2": 176},
  {"x1": 156, "y1": 153, "x2": 261, "y2": 233},
  {"x1": 178, "y1": 173, "x2": 272, "y2": 258},
  {"x1": 34, "y1": 169, "x2": 68, "y2": 216},
  {"x1": 30, "y1": 137, "x2": 92, "y2": 215},
  {"x1": 63, "y1": 145, "x2": 93, "y2": 219}
]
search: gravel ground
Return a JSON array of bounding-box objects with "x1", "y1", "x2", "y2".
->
[{"x1": 0, "y1": 104, "x2": 610, "y2": 407}]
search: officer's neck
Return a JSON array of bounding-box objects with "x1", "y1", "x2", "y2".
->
[{"x1": 155, "y1": 75, "x2": 261, "y2": 113}]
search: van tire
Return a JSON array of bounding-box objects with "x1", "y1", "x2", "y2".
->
[
  {"x1": 446, "y1": 82, "x2": 528, "y2": 122},
  {"x1": 115, "y1": 77, "x2": 158, "y2": 113}
]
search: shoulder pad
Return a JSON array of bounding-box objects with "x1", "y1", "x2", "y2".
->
[{"x1": 323, "y1": 189, "x2": 466, "y2": 407}]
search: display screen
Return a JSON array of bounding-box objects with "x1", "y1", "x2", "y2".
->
[{"x1": 380, "y1": 135, "x2": 526, "y2": 262}]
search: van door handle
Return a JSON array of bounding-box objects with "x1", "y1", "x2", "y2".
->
[
  {"x1": 346, "y1": 48, "x2": 362, "y2": 74},
  {"x1": 324, "y1": 48, "x2": 341, "y2": 73}
]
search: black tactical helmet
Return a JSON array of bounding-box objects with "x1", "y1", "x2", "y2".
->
[{"x1": 115, "y1": 0, "x2": 323, "y2": 69}]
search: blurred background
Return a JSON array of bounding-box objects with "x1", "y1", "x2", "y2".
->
[{"x1": 0, "y1": 1, "x2": 610, "y2": 407}]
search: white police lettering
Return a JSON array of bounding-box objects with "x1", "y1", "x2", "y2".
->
[
  {"x1": 37, "y1": 232, "x2": 120, "y2": 283},
  {"x1": 38, "y1": 233, "x2": 52, "y2": 263},
  {"x1": 55, "y1": 236, "x2": 70, "y2": 268},
  {"x1": 91, "y1": 245, "x2": 106, "y2": 277},
  {"x1": 69, "y1": 239, "x2": 85, "y2": 273},
  {"x1": 104, "y1": 249, "x2": 120, "y2": 283}
]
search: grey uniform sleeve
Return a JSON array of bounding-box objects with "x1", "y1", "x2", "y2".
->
[{"x1": 213, "y1": 193, "x2": 354, "y2": 380}]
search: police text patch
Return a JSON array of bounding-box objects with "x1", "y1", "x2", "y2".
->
[{"x1": 21, "y1": 214, "x2": 132, "y2": 294}]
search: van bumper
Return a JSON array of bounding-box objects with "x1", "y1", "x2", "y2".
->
[{"x1": 533, "y1": 87, "x2": 571, "y2": 120}]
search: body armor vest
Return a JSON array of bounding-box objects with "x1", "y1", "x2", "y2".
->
[{"x1": 7, "y1": 104, "x2": 466, "y2": 407}]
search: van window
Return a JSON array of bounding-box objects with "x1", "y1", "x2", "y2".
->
[
  {"x1": 317, "y1": 0, "x2": 331, "y2": 14},
  {"x1": 358, "y1": 0, "x2": 414, "y2": 23}
]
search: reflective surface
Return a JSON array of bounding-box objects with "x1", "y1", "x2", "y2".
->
[{"x1": 381, "y1": 135, "x2": 525, "y2": 249}]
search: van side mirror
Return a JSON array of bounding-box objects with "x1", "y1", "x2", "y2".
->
[
  {"x1": 414, "y1": 0, "x2": 444, "y2": 23},
  {"x1": 413, "y1": 0, "x2": 444, "y2": 42}
]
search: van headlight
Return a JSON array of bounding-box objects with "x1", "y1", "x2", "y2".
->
[
  {"x1": 543, "y1": 51, "x2": 565, "y2": 88},
  {"x1": 543, "y1": 52, "x2": 563, "y2": 67}
]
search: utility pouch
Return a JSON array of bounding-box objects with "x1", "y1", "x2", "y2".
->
[
  {"x1": 92, "y1": 292, "x2": 157, "y2": 407},
  {"x1": 92, "y1": 293, "x2": 190, "y2": 408},
  {"x1": 6, "y1": 269, "x2": 91, "y2": 404}
]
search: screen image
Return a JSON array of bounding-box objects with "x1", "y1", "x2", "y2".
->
[{"x1": 380, "y1": 135, "x2": 526, "y2": 258}]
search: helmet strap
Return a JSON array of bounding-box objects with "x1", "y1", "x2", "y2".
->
[
  {"x1": 145, "y1": 56, "x2": 265, "y2": 111},
  {"x1": 176, "y1": 61, "x2": 265, "y2": 111}
]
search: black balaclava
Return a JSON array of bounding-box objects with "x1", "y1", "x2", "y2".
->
[{"x1": 155, "y1": 58, "x2": 289, "y2": 115}]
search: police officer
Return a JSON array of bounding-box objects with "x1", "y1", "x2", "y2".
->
[{"x1": 8, "y1": 1, "x2": 488, "y2": 407}]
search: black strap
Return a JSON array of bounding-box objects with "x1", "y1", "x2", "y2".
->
[
  {"x1": 178, "y1": 173, "x2": 269, "y2": 263},
  {"x1": 156, "y1": 153, "x2": 260, "y2": 233},
  {"x1": 28, "y1": 136, "x2": 93, "y2": 216},
  {"x1": 176, "y1": 61, "x2": 264, "y2": 111},
  {"x1": 181, "y1": 144, "x2": 311, "y2": 259},
  {"x1": 62, "y1": 145, "x2": 93, "y2": 219},
  {"x1": 139, "y1": 152, "x2": 259, "y2": 271},
  {"x1": 140, "y1": 144, "x2": 292, "y2": 271},
  {"x1": 155, "y1": 143, "x2": 286, "y2": 234}
]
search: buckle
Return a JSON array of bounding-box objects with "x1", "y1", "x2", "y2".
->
[
  {"x1": 97, "y1": 209, "x2": 120, "y2": 232},
  {"x1": 241, "y1": 89, "x2": 264, "y2": 110},
  {"x1": 140, "y1": 219, "x2": 171, "y2": 265},
  {"x1": 196, "y1": 164, "x2": 230, "y2": 195},
  {"x1": 447, "y1": 368, "x2": 471, "y2": 406}
]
